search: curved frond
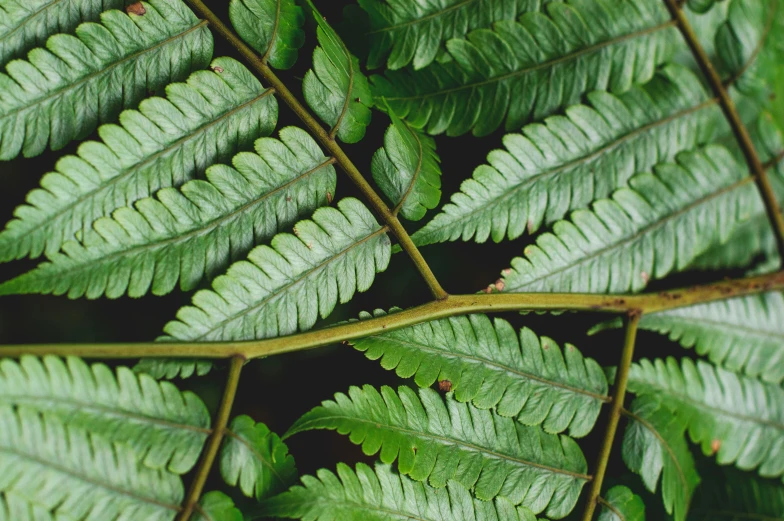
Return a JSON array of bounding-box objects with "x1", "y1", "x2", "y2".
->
[
  {"x1": 628, "y1": 358, "x2": 784, "y2": 481},
  {"x1": 0, "y1": 355, "x2": 210, "y2": 474},
  {"x1": 371, "y1": 0, "x2": 678, "y2": 137},
  {"x1": 372, "y1": 114, "x2": 441, "y2": 221},
  {"x1": 634, "y1": 292, "x2": 784, "y2": 384},
  {"x1": 352, "y1": 311, "x2": 608, "y2": 437},
  {"x1": 0, "y1": 57, "x2": 278, "y2": 262},
  {"x1": 229, "y1": 0, "x2": 305, "y2": 70},
  {"x1": 410, "y1": 65, "x2": 724, "y2": 246},
  {"x1": 163, "y1": 198, "x2": 391, "y2": 341},
  {"x1": 689, "y1": 467, "x2": 784, "y2": 520},
  {"x1": 134, "y1": 358, "x2": 213, "y2": 380},
  {"x1": 359, "y1": 0, "x2": 536, "y2": 70},
  {"x1": 598, "y1": 486, "x2": 645, "y2": 521},
  {"x1": 0, "y1": 408, "x2": 183, "y2": 521},
  {"x1": 221, "y1": 415, "x2": 297, "y2": 501},
  {"x1": 287, "y1": 385, "x2": 588, "y2": 518},
  {"x1": 302, "y1": 0, "x2": 372, "y2": 143},
  {"x1": 0, "y1": 127, "x2": 336, "y2": 299},
  {"x1": 259, "y1": 462, "x2": 537, "y2": 521},
  {"x1": 194, "y1": 491, "x2": 243, "y2": 521},
  {"x1": 622, "y1": 396, "x2": 699, "y2": 521},
  {"x1": 500, "y1": 145, "x2": 762, "y2": 294},
  {"x1": 0, "y1": 0, "x2": 122, "y2": 65},
  {"x1": 0, "y1": 0, "x2": 214, "y2": 159}
]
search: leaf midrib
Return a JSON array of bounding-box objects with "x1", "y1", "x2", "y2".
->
[
  {"x1": 383, "y1": 21, "x2": 676, "y2": 101},
  {"x1": 0, "y1": 0, "x2": 64, "y2": 48},
  {"x1": 366, "y1": 0, "x2": 479, "y2": 35},
  {"x1": 225, "y1": 429, "x2": 288, "y2": 489}
]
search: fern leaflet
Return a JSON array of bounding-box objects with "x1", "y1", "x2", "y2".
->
[
  {"x1": 598, "y1": 486, "x2": 645, "y2": 521},
  {"x1": 194, "y1": 491, "x2": 244, "y2": 521},
  {"x1": 229, "y1": 0, "x2": 305, "y2": 70}
]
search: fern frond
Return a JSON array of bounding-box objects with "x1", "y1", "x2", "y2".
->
[
  {"x1": 359, "y1": 0, "x2": 536, "y2": 71},
  {"x1": 410, "y1": 66, "x2": 724, "y2": 245},
  {"x1": 221, "y1": 415, "x2": 297, "y2": 501},
  {"x1": 689, "y1": 467, "x2": 784, "y2": 520},
  {"x1": 629, "y1": 358, "x2": 784, "y2": 481},
  {"x1": 500, "y1": 145, "x2": 762, "y2": 294},
  {"x1": 0, "y1": 408, "x2": 183, "y2": 520},
  {"x1": 687, "y1": 0, "x2": 718, "y2": 13},
  {"x1": 372, "y1": 114, "x2": 441, "y2": 221},
  {"x1": 622, "y1": 396, "x2": 700, "y2": 521},
  {"x1": 229, "y1": 0, "x2": 305, "y2": 70},
  {"x1": 0, "y1": 57, "x2": 277, "y2": 262},
  {"x1": 0, "y1": 0, "x2": 213, "y2": 159},
  {"x1": 598, "y1": 486, "x2": 645, "y2": 521},
  {"x1": 371, "y1": 0, "x2": 678, "y2": 137},
  {"x1": 195, "y1": 491, "x2": 243, "y2": 521},
  {"x1": 0, "y1": 127, "x2": 335, "y2": 299},
  {"x1": 352, "y1": 311, "x2": 608, "y2": 437},
  {"x1": 163, "y1": 198, "x2": 391, "y2": 341},
  {"x1": 287, "y1": 384, "x2": 588, "y2": 518},
  {"x1": 134, "y1": 358, "x2": 213, "y2": 379},
  {"x1": 259, "y1": 462, "x2": 537, "y2": 521},
  {"x1": 302, "y1": 0, "x2": 372, "y2": 143},
  {"x1": 0, "y1": 0, "x2": 122, "y2": 65},
  {"x1": 0, "y1": 355, "x2": 210, "y2": 474}
]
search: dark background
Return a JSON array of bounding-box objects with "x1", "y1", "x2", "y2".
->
[{"x1": 1, "y1": 1, "x2": 776, "y2": 517}]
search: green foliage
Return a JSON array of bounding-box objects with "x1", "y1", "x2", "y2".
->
[
  {"x1": 259, "y1": 462, "x2": 538, "y2": 521},
  {"x1": 629, "y1": 358, "x2": 784, "y2": 481},
  {"x1": 288, "y1": 385, "x2": 588, "y2": 518},
  {"x1": 410, "y1": 66, "x2": 725, "y2": 245},
  {"x1": 221, "y1": 415, "x2": 298, "y2": 500},
  {"x1": 303, "y1": 0, "x2": 372, "y2": 143},
  {"x1": 688, "y1": 467, "x2": 784, "y2": 520},
  {"x1": 134, "y1": 358, "x2": 214, "y2": 379},
  {"x1": 0, "y1": 0, "x2": 123, "y2": 64},
  {"x1": 622, "y1": 396, "x2": 700, "y2": 521},
  {"x1": 371, "y1": 114, "x2": 441, "y2": 220},
  {"x1": 0, "y1": 127, "x2": 335, "y2": 299},
  {"x1": 163, "y1": 198, "x2": 391, "y2": 341},
  {"x1": 0, "y1": 57, "x2": 278, "y2": 262},
  {"x1": 230, "y1": 0, "x2": 305, "y2": 69},
  {"x1": 195, "y1": 492, "x2": 244, "y2": 521},
  {"x1": 351, "y1": 312, "x2": 608, "y2": 437},
  {"x1": 0, "y1": 0, "x2": 214, "y2": 159},
  {"x1": 372, "y1": 0, "x2": 678, "y2": 136},
  {"x1": 500, "y1": 145, "x2": 764, "y2": 294},
  {"x1": 359, "y1": 0, "x2": 538, "y2": 70},
  {"x1": 598, "y1": 486, "x2": 645, "y2": 521}
]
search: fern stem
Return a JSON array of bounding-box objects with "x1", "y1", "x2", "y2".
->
[
  {"x1": 663, "y1": 0, "x2": 784, "y2": 261},
  {"x1": 176, "y1": 356, "x2": 244, "y2": 521},
  {"x1": 580, "y1": 312, "x2": 641, "y2": 521},
  {"x1": 3, "y1": 270, "x2": 784, "y2": 359},
  {"x1": 182, "y1": 0, "x2": 447, "y2": 301}
]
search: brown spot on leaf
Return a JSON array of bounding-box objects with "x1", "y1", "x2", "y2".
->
[
  {"x1": 711, "y1": 439, "x2": 721, "y2": 454},
  {"x1": 126, "y1": 2, "x2": 146, "y2": 15},
  {"x1": 640, "y1": 271, "x2": 649, "y2": 284},
  {"x1": 494, "y1": 278, "x2": 505, "y2": 292},
  {"x1": 438, "y1": 380, "x2": 452, "y2": 392},
  {"x1": 501, "y1": 268, "x2": 512, "y2": 276},
  {"x1": 355, "y1": 97, "x2": 361, "y2": 103},
  {"x1": 326, "y1": 191, "x2": 333, "y2": 204},
  {"x1": 286, "y1": 195, "x2": 292, "y2": 202},
  {"x1": 211, "y1": 65, "x2": 224, "y2": 73},
  {"x1": 527, "y1": 220, "x2": 535, "y2": 234}
]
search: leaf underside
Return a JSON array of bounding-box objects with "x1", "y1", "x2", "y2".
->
[
  {"x1": 229, "y1": 0, "x2": 306, "y2": 70},
  {"x1": 598, "y1": 485, "x2": 645, "y2": 521}
]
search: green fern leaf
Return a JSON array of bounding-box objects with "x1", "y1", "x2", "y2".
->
[
  {"x1": 194, "y1": 491, "x2": 244, "y2": 521},
  {"x1": 229, "y1": 0, "x2": 305, "y2": 70},
  {"x1": 622, "y1": 396, "x2": 700, "y2": 521},
  {"x1": 687, "y1": 0, "x2": 718, "y2": 14},
  {"x1": 629, "y1": 358, "x2": 784, "y2": 482},
  {"x1": 0, "y1": 355, "x2": 210, "y2": 474},
  {"x1": 302, "y1": 0, "x2": 372, "y2": 143},
  {"x1": 0, "y1": 408, "x2": 184, "y2": 520},
  {"x1": 716, "y1": 0, "x2": 783, "y2": 102},
  {"x1": 410, "y1": 66, "x2": 724, "y2": 245},
  {"x1": 688, "y1": 467, "x2": 784, "y2": 520},
  {"x1": 359, "y1": 0, "x2": 537, "y2": 70},
  {"x1": 287, "y1": 384, "x2": 588, "y2": 518},
  {"x1": 371, "y1": 0, "x2": 678, "y2": 137},
  {"x1": 499, "y1": 145, "x2": 763, "y2": 294},
  {"x1": 0, "y1": 126, "x2": 336, "y2": 299},
  {"x1": 0, "y1": 0, "x2": 214, "y2": 159},
  {"x1": 372, "y1": 114, "x2": 441, "y2": 221},
  {"x1": 163, "y1": 198, "x2": 391, "y2": 341},
  {"x1": 259, "y1": 462, "x2": 537, "y2": 521},
  {"x1": 134, "y1": 358, "x2": 213, "y2": 379},
  {"x1": 0, "y1": 0, "x2": 123, "y2": 65},
  {"x1": 351, "y1": 312, "x2": 608, "y2": 437},
  {"x1": 0, "y1": 57, "x2": 277, "y2": 262},
  {"x1": 598, "y1": 486, "x2": 645, "y2": 521},
  {"x1": 221, "y1": 415, "x2": 297, "y2": 500}
]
